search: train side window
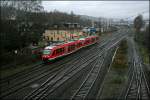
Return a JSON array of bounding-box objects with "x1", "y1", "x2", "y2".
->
[
  {"x1": 61, "y1": 48, "x2": 63, "y2": 52},
  {"x1": 62, "y1": 48, "x2": 64, "y2": 52},
  {"x1": 91, "y1": 38, "x2": 94, "y2": 42},
  {"x1": 52, "y1": 50, "x2": 56, "y2": 56},
  {"x1": 71, "y1": 45, "x2": 74, "y2": 50},
  {"x1": 55, "y1": 50, "x2": 57, "y2": 55},
  {"x1": 77, "y1": 43, "x2": 79, "y2": 47},
  {"x1": 70, "y1": 45, "x2": 72, "y2": 51},
  {"x1": 71, "y1": 45, "x2": 73, "y2": 50},
  {"x1": 68, "y1": 45, "x2": 72, "y2": 52},
  {"x1": 61, "y1": 48, "x2": 64, "y2": 53},
  {"x1": 59, "y1": 49, "x2": 61, "y2": 53},
  {"x1": 56, "y1": 49, "x2": 59, "y2": 54},
  {"x1": 79, "y1": 42, "x2": 82, "y2": 46},
  {"x1": 58, "y1": 49, "x2": 60, "y2": 54},
  {"x1": 68, "y1": 46, "x2": 70, "y2": 51},
  {"x1": 60, "y1": 48, "x2": 62, "y2": 53},
  {"x1": 63, "y1": 48, "x2": 65, "y2": 52}
]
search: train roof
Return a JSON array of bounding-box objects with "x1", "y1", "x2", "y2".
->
[
  {"x1": 44, "y1": 41, "x2": 75, "y2": 49},
  {"x1": 79, "y1": 38, "x2": 85, "y2": 40},
  {"x1": 44, "y1": 36, "x2": 98, "y2": 50},
  {"x1": 44, "y1": 46, "x2": 56, "y2": 49}
]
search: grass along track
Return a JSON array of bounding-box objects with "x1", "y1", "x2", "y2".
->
[{"x1": 97, "y1": 40, "x2": 129, "y2": 99}]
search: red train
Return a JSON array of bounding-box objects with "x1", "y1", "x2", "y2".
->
[{"x1": 42, "y1": 36, "x2": 99, "y2": 62}]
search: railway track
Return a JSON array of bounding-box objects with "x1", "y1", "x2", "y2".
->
[
  {"x1": 96, "y1": 46, "x2": 119, "y2": 99},
  {"x1": 24, "y1": 33, "x2": 126, "y2": 100},
  {"x1": 0, "y1": 45, "x2": 94, "y2": 85},
  {"x1": 124, "y1": 62, "x2": 150, "y2": 100},
  {"x1": 70, "y1": 48, "x2": 116, "y2": 100},
  {"x1": 1, "y1": 34, "x2": 109, "y2": 99},
  {"x1": 52, "y1": 35, "x2": 122, "y2": 99},
  {"x1": 0, "y1": 32, "x2": 120, "y2": 85},
  {"x1": 24, "y1": 49, "x2": 107, "y2": 100},
  {"x1": 70, "y1": 55, "x2": 104, "y2": 99},
  {"x1": 1, "y1": 30, "x2": 127, "y2": 99},
  {"x1": 119, "y1": 37, "x2": 150, "y2": 100},
  {"x1": 0, "y1": 29, "x2": 121, "y2": 85},
  {"x1": 0, "y1": 62, "x2": 43, "y2": 84},
  {"x1": 0, "y1": 43, "x2": 99, "y2": 98},
  {"x1": 24, "y1": 44, "x2": 106, "y2": 99},
  {"x1": 0, "y1": 32, "x2": 106, "y2": 85}
]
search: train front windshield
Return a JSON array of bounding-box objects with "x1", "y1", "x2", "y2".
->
[{"x1": 43, "y1": 49, "x2": 51, "y2": 55}]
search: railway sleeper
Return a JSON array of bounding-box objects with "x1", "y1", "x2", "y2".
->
[{"x1": 44, "y1": 59, "x2": 97, "y2": 99}]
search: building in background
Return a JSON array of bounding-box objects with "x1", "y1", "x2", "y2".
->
[
  {"x1": 43, "y1": 23, "x2": 83, "y2": 42},
  {"x1": 43, "y1": 29, "x2": 86, "y2": 42}
]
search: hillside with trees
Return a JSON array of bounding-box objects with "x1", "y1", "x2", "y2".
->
[
  {"x1": 133, "y1": 15, "x2": 150, "y2": 64},
  {"x1": 0, "y1": 1, "x2": 92, "y2": 53}
]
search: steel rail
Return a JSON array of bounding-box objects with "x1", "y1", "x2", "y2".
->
[{"x1": 24, "y1": 33, "x2": 124, "y2": 99}]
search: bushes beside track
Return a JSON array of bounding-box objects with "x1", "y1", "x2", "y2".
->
[
  {"x1": 99, "y1": 40, "x2": 128, "y2": 99},
  {"x1": 0, "y1": 47, "x2": 43, "y2": 70},
  {"x1": 112, "y1": 40, "x2": 128, "y2": 69}
]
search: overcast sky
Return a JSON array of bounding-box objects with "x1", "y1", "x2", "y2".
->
[{"x1": 42, "y1": 1, "x2": 149, "y2": 20}]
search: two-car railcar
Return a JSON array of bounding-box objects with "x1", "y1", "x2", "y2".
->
[{"x1": 42, "y1": 36, "x2": 99, "y2": 62}]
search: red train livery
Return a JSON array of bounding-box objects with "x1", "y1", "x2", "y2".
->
[{"x1": 42, "y1": 36, "x2": 99, "y2": 62}]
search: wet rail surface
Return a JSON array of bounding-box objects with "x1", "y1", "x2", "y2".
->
[
  {"x1": 0, "y1": 30, "x2": 120, "y2": 86},
  {"x1": 70, "y1": 48, "x2": 116, "y2": 100},
  {"x1": 119, "y1": 37, "x2": 150, "y2": 100},
  {"x1": 1, "y1": 44, "x2": 99, "y2": 98},
  {"x1": 0, "y1": 34, "x2": 114, "y2": 98},
  {"x1": 23, "y1": 33, "x2": 126, "y2": 100},
  {"x1": 1, "y1": 30, "x2": 127, "y2": 99}
]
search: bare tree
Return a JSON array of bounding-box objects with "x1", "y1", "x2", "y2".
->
[{"x1": 134, "y1": 14, "x2": 144, "y2": 32}]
